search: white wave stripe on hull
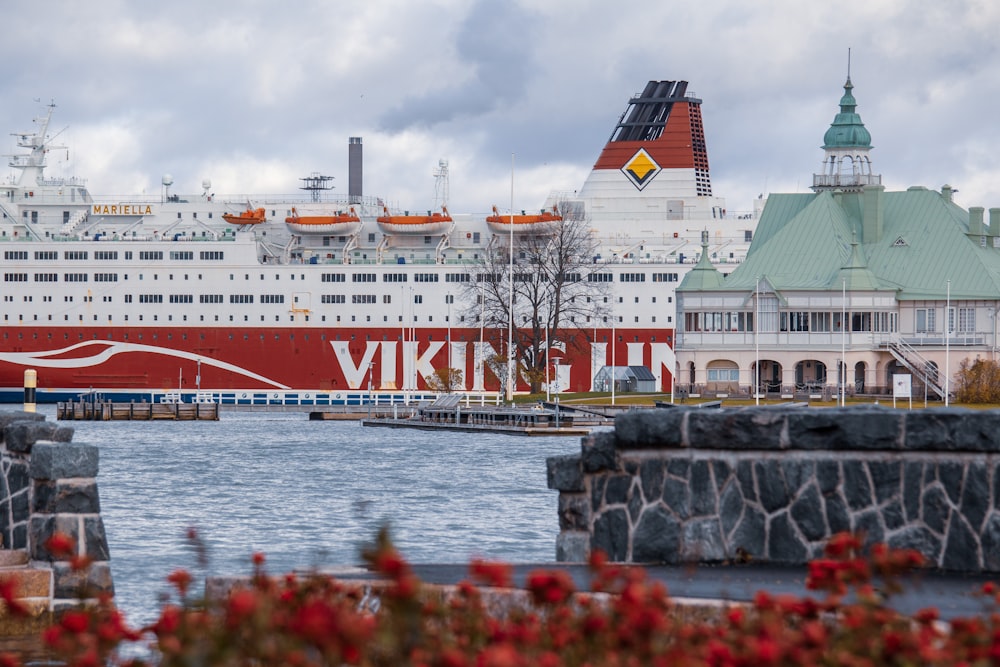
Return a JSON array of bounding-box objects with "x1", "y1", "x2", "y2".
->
[{"x1": 0, "y1": 341, "x2": 291, "y2": 390}]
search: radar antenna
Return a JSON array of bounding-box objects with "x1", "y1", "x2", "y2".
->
[
  {"x1": 299, "y1": 173, "x2": 334, "y2": 203},
  {"x1": 433, "y1": 159, "x2": 449, "y2": 209}
]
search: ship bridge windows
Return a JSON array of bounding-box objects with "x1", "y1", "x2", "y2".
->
[
  {"x1": 34, "y1": 251, "x2": 57, "y2": 260},
  {"x1": 353, "y1": 273, "x2": 376, "y2": 283},
  {"x1": 94, "y1": 273, "x2": 118, "y2": 282},
  {"x1": 652, "y1": 272, "x2": 679, "y2": 282},
  {"x1": 446, "y1": 273, "x2": 470, "y2": 283},
  {"x1": 169, "y1": 295, "x2": 193, "y2": 303},
  {"x1": 321, "y1": 294, "x2": 346, "y2": 304},
  {"x1": 63, "y1": 273, "x2": 88, "y2": 282},
  {"x1": 139, "y1": 294, "x2": 163, "y2": 303},
  {"x1": 352, "y1": 295, "x2": 376, "y2": 304},
  {"x1": 621, "y1": 273, "x2": 646, "y2": 282},
  {"x1": 200, "y1": 294, "x2": 223, "y2": 303},
  {"x1": 588, "y1": 273, "x2": 613, "y2": 283},
  {"x1": 414, "y1": 273, "x2": 438, "y2": 282}
]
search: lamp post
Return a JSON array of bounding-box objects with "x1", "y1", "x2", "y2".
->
[
  {"x1": 841, "y1": 278, "x2": 846, "y2": 407},
  {"x1": 754, "y1": 277, "x2": 760, "y2": 406},
  {"x1": 367, "y1": 360, "x2": 374, "y2": 418},
  {"x1": 946, "y1": 279, "x2": 951, "y2": 406},
  {"x1": 446, "y1": 292, "x2": 452, "y2": 392},
  {"x1": 611, "y1": 300, "x2": 616, "y2": 406}
]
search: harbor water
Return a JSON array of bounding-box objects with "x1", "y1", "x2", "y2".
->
[{"x1": 32, "y1": 406, "x2": 583, "y2": 628}]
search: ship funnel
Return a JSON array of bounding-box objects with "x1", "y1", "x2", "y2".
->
[{"x1": 348, "y1": 137, "x2": 362, "y2": 205}]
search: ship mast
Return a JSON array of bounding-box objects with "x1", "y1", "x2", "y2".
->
[
  {"x1": 299, "y1": 172, "x2": 334, "y2": 203},
  {"x1": 9, "y1": 103, "x2": 66, "y2": 187}
]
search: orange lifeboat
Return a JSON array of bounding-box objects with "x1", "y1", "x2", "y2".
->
[
  {"x1": 222, "y1": 207, "x2": 267, "y2": 225},
  {"x1": 284, "y1": 206, "x2": 362, "y2": 235},
  {"x1": 485, "y1": 205, "x2": 562, "y2": 235},
  {"x1": 376, "y1": 206, "x2": 453, "y2": 235}
]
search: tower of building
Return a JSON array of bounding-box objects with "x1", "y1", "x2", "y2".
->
[{"x1": 811, "y1": 76, "x2": 881, "y2": 193}]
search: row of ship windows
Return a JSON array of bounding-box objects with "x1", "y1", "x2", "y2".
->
[
  {"x1": 3, "y1": 329, "x2": 667, "y2": 345},
  {"x1": 3, "y1": 250, "x2": 226, "y2": 261},
  {"x1": 3, "y1": 270, "x2": 681, "y2": 284},
  {"x1": 2, "y1": 312, "x2": 672, "y2": 325},
  {"x1": 4, "y1": 293, "x2": 671, "y2": 306}
]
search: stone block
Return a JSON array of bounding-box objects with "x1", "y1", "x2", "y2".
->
[
  {"x1": 546, "y1": 454, "x2": 583, "y2": 491},
  {"x1": 28, "y1": 515, "x2": 79, "y2": 562},
  {"x1": 593, "y1": 508, "x2": 629, "y2": 561},
  {"x1": 29, "y1": 443, "x2": 98, "y2": 480},
  {"x1": 687, "y1": 408, "x2": 785, "y2": 450},
  {"x1": 788, "y1": 406, "x2": 902, "y2": 451},
  {"x1": 580, "y1": 432, "x2": 617, "y2": 473},
  {"x1": 679, "y1": 518, "x2": 725, "y2": 562},
  {"x1": 557, "y1": 493, "x2": 590, "y2": 531},
  {"x1": 632, "y1": 505, "x2": 681, "y2": 563},
  {"x1": 52, "y1": 561, "x2": 113, "y2": 599},
  {"x1": 4, "y1": 421, "x2": 73, "y2": 454},
  {"x1": 32, "y1": 480, "x2": 101, "y2": 515},
  {"x1": 83, "y1": 517, "x2": 110, "y2": 561},
  {"x1": 904, "y1": 409, "x2": 1000, "y2": 452},
  {"x1": 614, "y1": 410, "x2": 684, "y2": 449},
  {"x1": 555, "y1": 532, "x2": 590, "y2": 563}
]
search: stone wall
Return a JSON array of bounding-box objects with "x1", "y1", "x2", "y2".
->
[
  {"x1": 0, "y1": 411, "x2": 112, "y2": 607},
  {"x1": 547, "y1": 405, "x2": 1000, "y2": 572}
]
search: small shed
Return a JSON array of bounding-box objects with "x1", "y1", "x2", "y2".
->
[{"x1": 594, "y1": 366, "x2": 657, "y2": 393}]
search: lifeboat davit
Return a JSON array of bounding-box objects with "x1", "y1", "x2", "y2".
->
[
  {"x1": 376, "y1": 206, "x2": 453, "y2": 235},
  {"x1": 284, "y1": 207, "x2": 362, "y2": 235},
  {"x1": 485, "y1": 205, "x2": 562, "y2": 235},
  {"x1": 222, "y1": 207, "x2": 267, "y2": 225}
]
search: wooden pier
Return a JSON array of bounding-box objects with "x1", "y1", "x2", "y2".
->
[{"x1": 56, "y1": 400, "x2": 219, "y2": 421}]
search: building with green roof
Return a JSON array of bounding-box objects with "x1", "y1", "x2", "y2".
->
[{"x1": 675, "y1": 76, "x2": 1000, "y2": 399}]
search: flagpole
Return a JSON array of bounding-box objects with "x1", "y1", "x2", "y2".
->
[{"x1": 506, "y1": 154, "x2": 514, "y2": 403}]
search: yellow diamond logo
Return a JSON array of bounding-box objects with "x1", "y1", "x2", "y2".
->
[{"x1": 622, "y1": 149, "x2": 660, "y2": 191}]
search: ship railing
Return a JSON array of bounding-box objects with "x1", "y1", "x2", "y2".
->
[{"x1": 148, "y1": 390, "x2": 502, "y2": 408}]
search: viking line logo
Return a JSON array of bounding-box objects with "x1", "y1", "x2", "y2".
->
[{"x1": 621, "y1": 148, "x2": 660, "y2": 191}]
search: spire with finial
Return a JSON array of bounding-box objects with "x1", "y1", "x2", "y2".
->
[{"x1": 812, "y1": 51, "x2": 881, "y2": 193}]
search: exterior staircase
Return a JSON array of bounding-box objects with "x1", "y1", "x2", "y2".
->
[{"x1": 884, "y1": 338, "x2": 947, "y2": 399}]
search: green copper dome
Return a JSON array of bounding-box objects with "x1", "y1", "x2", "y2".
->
[{"x1": 822, "y1": 77, "x2": 872, "y2": 149}]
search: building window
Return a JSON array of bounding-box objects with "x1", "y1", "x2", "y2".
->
[{"x1": 916, "y1": 308, "x2": 936, "y2": 333}]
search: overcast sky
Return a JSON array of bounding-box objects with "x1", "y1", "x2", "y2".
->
[{"x1": 2, "y1": 0, "x2": 999, "y2": 217}]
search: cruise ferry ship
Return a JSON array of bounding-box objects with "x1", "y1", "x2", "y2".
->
[{"x1": 0, "y1": 80, "x2": 761, "y2": 405}]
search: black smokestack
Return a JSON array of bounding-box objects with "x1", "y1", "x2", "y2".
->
[{"x1": 348, "y1": 137, "x2": 362, "y2": 204}]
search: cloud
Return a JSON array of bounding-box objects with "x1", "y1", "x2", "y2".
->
[{"x1": 1, "y1": 0, "x2": 999, "y2": 216}]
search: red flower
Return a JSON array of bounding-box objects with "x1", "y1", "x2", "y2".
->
[
  {"x1": 470, "y1": 559, "x2": 513, "y2": 589},
  {"x1": 60, "y1": 610, "x2": 90, "y2": 634},
  {"x1": 525, "y1": 570, "x2": 574, "y2": 605},
  {"x1": 166, "y1": 569, "x2": 193, "y2": 597},
  {"x1": 227, "y1": 589, "x2": 258, "y2": 621},
  {"x1": 45, "y1": 532, "x2": 75, "y2": 557},
  {"x1": 154, "y1": 604, "x2": 182, "y2": 635}
]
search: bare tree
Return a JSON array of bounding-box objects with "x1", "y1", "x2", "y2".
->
[{"x1": 462, "y1": 210, "x2": 608, "y2": 393}]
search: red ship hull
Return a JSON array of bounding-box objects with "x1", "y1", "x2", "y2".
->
[{"x1": 0, "y1": 325, "x2": 676, "y2": 400}]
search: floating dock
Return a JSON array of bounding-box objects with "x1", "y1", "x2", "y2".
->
[{"x1": 56, "y1": 400, "x2": 220, "y2": 421}]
